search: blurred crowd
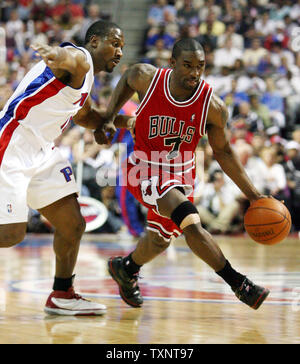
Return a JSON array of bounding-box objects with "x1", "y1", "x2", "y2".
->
[
  {"x1": 0, "y1": 0, "x2": 300, "y2": 236},
  {"x1": 141, "y1": 0, "x2": 300, "y2": 235}
]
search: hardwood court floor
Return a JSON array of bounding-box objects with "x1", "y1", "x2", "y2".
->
[{"x1": 0, "y1": 232, "x2": 299, "y2": 344}]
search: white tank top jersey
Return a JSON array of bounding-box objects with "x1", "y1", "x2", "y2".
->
[{"x1": 0, "y1": 42, "x2": 94, "y2": 151}]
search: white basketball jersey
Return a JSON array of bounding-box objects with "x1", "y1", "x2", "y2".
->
[{"x1": 0, "y1": 42, "x2": 94, "y2": 151}]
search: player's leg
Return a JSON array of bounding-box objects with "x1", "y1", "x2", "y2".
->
[
  {"x1": 0, "y1": 223, "x2": 27, "y2": 247},
  {"x1": 0, "y1": 156, "x2": 30, "y2": 247},
  {"x1": 157, "y1": 188, "x2": 270, "y2": 310},
  {"x1": 27, "y1": 147, "x2": 106, "y2": 314},
  {"x1": 108, "y1": 229, "x2": 168, "y2": 307},
  {"x1": 38, "y1": 194, "x2": 85, "y2": 279},
  {"x1": 131, "y1": 229, "x2": 170, "y2": 265},
  {"x1": 158, "y1": 187, "x2": 227, "y2": 271},
  {"x1": 39, "y1": 194, "x2": 106, "y2": 315},
  {"x1": 26, "y1": 142, "x2": 106, "y2": 315}
]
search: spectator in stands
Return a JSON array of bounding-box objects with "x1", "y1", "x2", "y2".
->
[
  {"x1": 264, "y1": 22, "x2": 290, "y2": 51},
  {"x1": 30, "y1": 1, "x2": 53, "y2": 22},
  {"x1": 269, "y1": 40, "x2": 295, "y2": 70},
  {"x1": 195, "y1": 22, "x2": 217, "y2": 51},
  {"x1": 217, "y1": 21, "x2": 244, "y2": 51},
  {"x1": 292, "y1": 129, "x2": 300, "y2": 145},
  {"x1": 72, "y1": 128, "x2": 103, "y2": 199},
  {"x1": 144, "y1": 38, "x2": 172, "y2": 67},
  {"x1": 291, "y1": 0, "x2": 300, "y2": 21},
  {"x1": 249, "y1": 92, "x2": 272, "y2": 130},
  {"x1": 243, "y1": 38, "x2": 268, "y2": 68},
  {"x1": 221, "y1": 78, "x2": 249, "y2": 119},
  {"x1": 232, "y1": 101, "x2": 264, "y2": 133},
  {"x1": 254, "y1": 10, "x2": 276, "y2": 37},
  {"x1": 147, "y1": 0, "x2": 176, "y2": 27},
  {"x1": 144, "y1": 21, "x2": 177, "y2": 53},
  {"x1": 17, "y1": 0, "x2": 33, "y2": 21},
  {"x1": 229, "y1": 119, "x2": 254, "y2": 146},
  {"x1": 257, "y1": 52, "x2": 275, "y2": 76},
  {"x1": 77, "y1": 3, "x2": 102, "y2": 45},
  {"x1": 206, "y1": 65, "x2": 232, "y2": 96},
  {"x1": 177, "y1": 0, "x2": 199, "y2": 27},
  {"x1": 284, "y1": 141, "x2": 300, "y2": 231},
  {"x1": 0, "y1": 26, "x2": 6, "y2": 66},
  {"x1": 282, "y1": 14, "x2": 298, "y2": 39},
  {"x1": 51, "y1": 0, "x2": 84, "y2": 25},
  {"x1": 250, "y1": 133, "x2": 268, "y2": 158},
  {"x1": 5, "y1": 9, "x2": 24, "y2": 49},
  {"x1": 260, "y1": 147, "x2": 288, "y2": 203},
  {"x1": 231, "y1": 8, "x2": 251, "y2": 36},
  {"x1": 198, "y1": 0, "x2": 221, "y2": 23},
  {"x1": 163, "y1": 6, "x2": 180, "y2": 46},
  {"x1": 97, "y1": 185, "x2": 123, "y2": 234},
  {"x1": 196, "y1": 169, "x2": 241, "y2": 234},
  {"x1": 261, "y1": 77, "x2": 286, "y2": 132},
  {"x1": 236, "y1": 66, "x2": 266, "y2": 94},
  {"x1": 276, "y1": 70, "x2": 300, "y2": 129},
  {"x1": 214, "y1": 36, "x2": 242, "y2": 69},
  {"x1": 198, "y1": 9, "x2": 225, "y2": 37},
  {"x1": 234, "y1": 141, "x2": 267, "y2": 197},
  {"x1": 0, "y1": 82, "x2": 13, "y2": 109}
]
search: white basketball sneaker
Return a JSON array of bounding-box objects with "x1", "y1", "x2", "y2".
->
[{"x1": 44, "y1": 287, "x2": 106, "y2": 316}]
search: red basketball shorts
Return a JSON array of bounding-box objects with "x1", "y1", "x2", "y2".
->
[{"x1": 122, "y1": 155, "x2": 195, "y2": 241}]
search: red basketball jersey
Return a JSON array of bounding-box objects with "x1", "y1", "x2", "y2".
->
[{"x1": 134, "y1": 68, "x2": 213, "y2": 169}]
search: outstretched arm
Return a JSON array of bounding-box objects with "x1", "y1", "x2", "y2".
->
[
  {"x1": 94, "y1": 63, "x2": 157, "y2": 144},
  {"x1": 32, "y1": 43, "x2": 90, "y2": 89},
  {"x1": 206, "y1": 94, "x2": 262, "y2": 203},
  {"x1": 33, "y1": 43, "x2": 135, "y2": 136},
  {"x1": 72, "y1": 95, "x2": 135, "y2": 130}
]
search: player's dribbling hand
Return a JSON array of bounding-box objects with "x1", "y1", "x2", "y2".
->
[{"x1": 250, "y1": 194, "x2": 285, "y2": 205}]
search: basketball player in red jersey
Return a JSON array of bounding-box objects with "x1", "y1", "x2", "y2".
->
[{"x1": 96, "y1": 38, "x2": 270, "y2": 310}]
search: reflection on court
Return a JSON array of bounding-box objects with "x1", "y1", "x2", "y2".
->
[{"x1": 0, "y1": 233, "x2": 299, "y2": 344}]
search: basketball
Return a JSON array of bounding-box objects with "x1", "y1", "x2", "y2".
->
[{"x1": 244, "y1": 198, "x2": 291, "y2": 245}]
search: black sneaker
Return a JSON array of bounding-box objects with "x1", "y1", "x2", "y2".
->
[
  {"x1": 108, "y1": 257, "x2": 143, "y2": 308},
  {"x1": 233, "y1": 278, "x2": 269, "y2": 310}
]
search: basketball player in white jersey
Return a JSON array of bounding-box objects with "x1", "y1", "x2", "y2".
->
[{"x1": 0, "y1": 20, "x2": 131, "y2": 315}]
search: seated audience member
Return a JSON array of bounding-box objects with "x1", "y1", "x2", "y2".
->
[
  {"x1": 284, "y1": 141, "x2": 300, "y2": 231},
  {"x1": 196, "y1": 170, "x2": 241, "y2": 234},
  {"x1": 260, "y1": 147, "x2": 289, "y2": 204}
]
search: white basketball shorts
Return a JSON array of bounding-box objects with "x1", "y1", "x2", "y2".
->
[{"x1": 0, "y1": 126, "x2": 78, "y2": 224}]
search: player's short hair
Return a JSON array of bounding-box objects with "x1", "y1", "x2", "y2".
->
[
  {"x1": 172, "y1": 38, "x2": 204, "y2": 59},
  {"x1": 84, "y1": 20, "x2": 121, "y2": 44}
]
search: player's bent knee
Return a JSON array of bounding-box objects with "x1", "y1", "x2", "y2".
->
[
  {"x1": 71, "y1": 216, "x2": 86, "y2": 240},
  {"x1": 170, "y1": 201, "x2": 200, "y2": 230},
  {"x1": 183, "y1": 223, "x2": 207, "y2": 240},
  {"x1": 0, "y1": 228, "x2": 26, "y2": 247}
]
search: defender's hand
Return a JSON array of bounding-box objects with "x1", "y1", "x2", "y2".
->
[
  {"x1": 94, "y1": 122, "x2": 116, "y2": 145},
  {"x1": 31, "y1": 43, "x2": 67, "y2": 68}
]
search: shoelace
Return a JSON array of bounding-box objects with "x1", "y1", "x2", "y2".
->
[
  {"x1": 241, "y1": 279, "x2": 255, "y2": 294},
  {"x1": 129, "y1": 273, "x2": 143, "y2": 286},
  {"x1": 69, "y1": 289, "x2": 88, "y2": 301}
]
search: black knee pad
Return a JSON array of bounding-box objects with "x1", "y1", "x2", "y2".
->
[{"x1": 170, "y1": 201, "x2": 199, "y2": 229}]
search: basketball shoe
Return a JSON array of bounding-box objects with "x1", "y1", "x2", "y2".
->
[
  {"x1": 233, "y1": 278, "x2": 270, "y2": 310},
  {"x1": 44, "y1": 287, "x2": 107, "y2": 316},
  {"x1": 108, "y1": 257, "x2": 143, "y2": 307}
]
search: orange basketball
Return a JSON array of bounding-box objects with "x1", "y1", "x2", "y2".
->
[{"x1": 244, "y1": 198, "x2": 291, "y2": 245}]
